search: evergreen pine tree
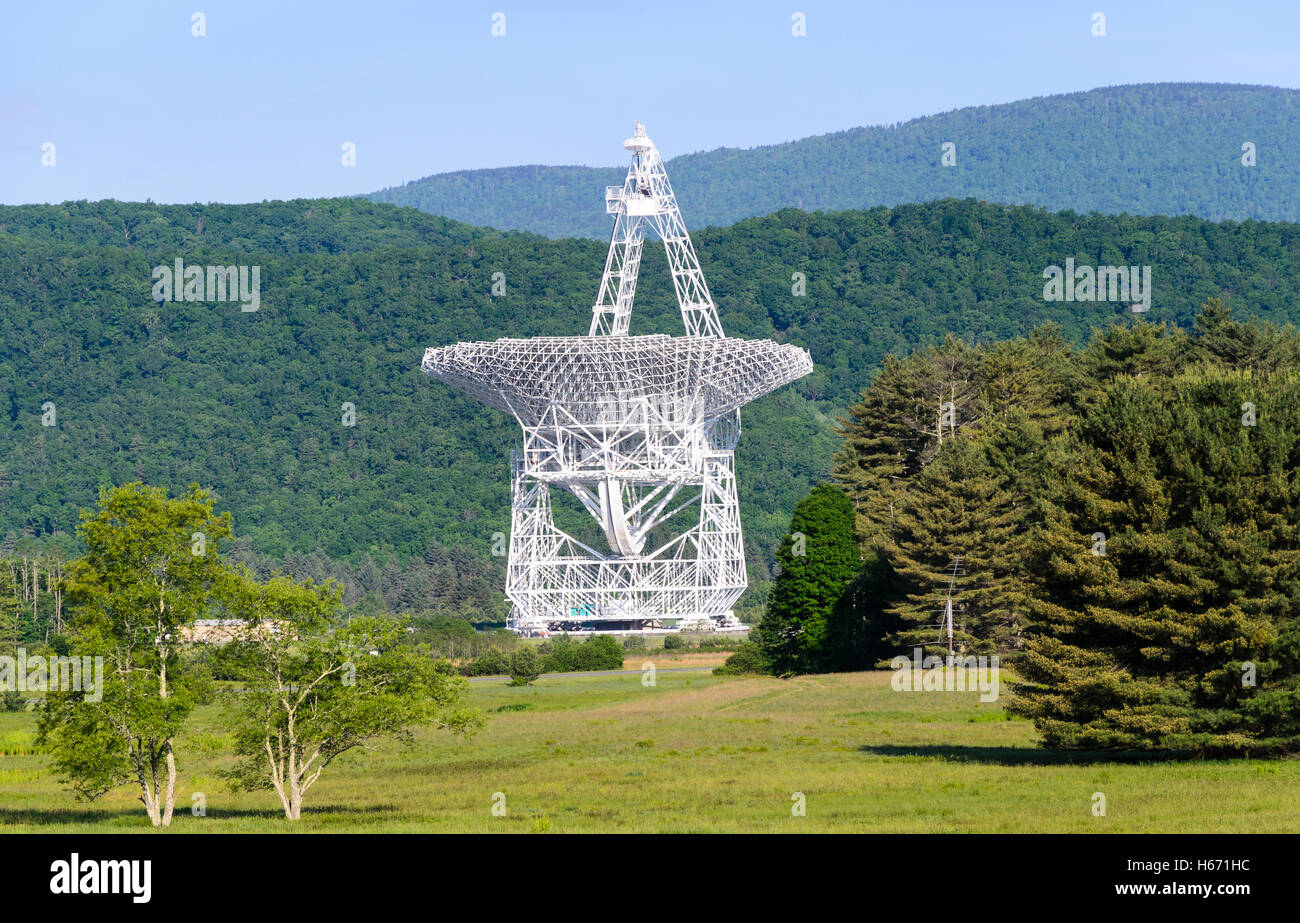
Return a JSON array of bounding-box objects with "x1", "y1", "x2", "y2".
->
[
  {"x1": 1078, "y1": 318, "x2": 1188, "y2": 395},
  {"x1": 1008, "y1": 373, "x2": 1300, "y2": 754},
  {"x1": 754, "y1": 485, "x2": 860, "y2": 674},
  {"x1": 822, "y1": 549, "x2": 898, "y2": 670},
  {"x1": 1192, "y1": 297, "x2": 1300, "y2": 376},
  {"x1": 834, "y1": 338, "x2": 979, "y2": 551},
  {"x1": 883, "y1": 438, "x2": 1025, "y2": 657}
]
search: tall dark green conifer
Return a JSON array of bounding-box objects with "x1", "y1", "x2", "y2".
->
[
  {"x1": 823, "y1": 549, "x2": 898, "y2": 671},
  {"x1": 834, "y1": 338, "x2": 980, "y2": 551},
  {"x1": 1191, "y1": 298, "x2": 1300, "y2": 376},
  {"x1": 754, "y1": 485, "x2": 860, "y2": 674},
  {"x1": 1077, "y1": 318, "x2": 1188, "y2": 397},
  {"x1": 1009, "y1": 373, "x2": 1300, "y2": 754},
  {"x1": 835, "y1": 329, "x2": 1075, "y2": 555},
  {"x1": 883, "y1": 439, "x2": 1025, "y2": 656}
]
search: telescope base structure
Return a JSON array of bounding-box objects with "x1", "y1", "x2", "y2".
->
[
  {"x1": 421, "y1": 124, "x2": 813, "y2": 636},
  {"x1": 505, "y1": 448, "x2": 748, "y2": 635},
  {"x1": 422, "y1": 333, "x2": 811, "y2": 636}
]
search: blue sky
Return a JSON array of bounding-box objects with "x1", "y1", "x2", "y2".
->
[{"x1": 3, "y1": 0, "x2": 1299, "y2": 204}]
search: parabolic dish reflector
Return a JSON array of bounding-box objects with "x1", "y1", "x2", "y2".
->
[{"x1": 422, "y1": 334, "x2": 813, "y2": 425}]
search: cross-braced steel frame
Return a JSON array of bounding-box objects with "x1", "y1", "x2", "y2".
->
[
  {"x1": 590, "y1": 123, "x2": 724, "y2": 339},
  {"x1": 422, "y1": 123, "x2": 812, "y2": 633}
]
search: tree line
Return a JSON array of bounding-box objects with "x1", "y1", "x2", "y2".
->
[
  {"x1": 8, "y1": 195, "x2": 1300, "y2": 619},
  {"x1": 738, "y1": 303, "x2": 1300, "y2": 755},
  {"x1": 0, "y1": 544, "x2": 69, "y2": 645}
]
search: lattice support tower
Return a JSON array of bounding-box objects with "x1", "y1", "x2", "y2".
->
[{"x1": 422, "y1": 123, "x2": 813, "y2": 634}]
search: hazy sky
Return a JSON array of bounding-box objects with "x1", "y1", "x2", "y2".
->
[{"x1": 3, "y1": 1, "x2": 1299, "y2": 204}]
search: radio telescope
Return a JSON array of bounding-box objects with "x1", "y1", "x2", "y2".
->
[{"x1": 422, "y1": 122, "x2": 812, "y2": 634}]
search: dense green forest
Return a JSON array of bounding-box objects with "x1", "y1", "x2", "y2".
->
[
  {"x1": 367, "y1": 84, "x2": 1300, "y2": 237},
  {"x1": 4, "y1": 195, "x2": 1300, "y2": 621},
  {"x1": 830, "y1": 302, "x2": 1299, "y2": 658},
  {"x1": 743, "y1": 306, "x2": 1300, "y2": 753}
]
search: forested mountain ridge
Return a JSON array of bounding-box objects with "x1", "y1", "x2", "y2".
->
[
  {"x1": 3, "y1": 194, "x2": 1300, "y2": 618},
  {"x1": 365, "y1": 84, "x2": 1300, "y2": 237},
  {"x1": 0, "y1": 198, "x2": 490, "y2": 252}
]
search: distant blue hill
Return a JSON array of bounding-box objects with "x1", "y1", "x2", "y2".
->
[{"x1": 365, "y1": 83, "x2": 1300, "y2": 237}]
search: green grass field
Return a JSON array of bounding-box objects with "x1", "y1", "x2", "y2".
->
[{"x1": 2, "y1": 668, "x2": 1296, "y2": 833}]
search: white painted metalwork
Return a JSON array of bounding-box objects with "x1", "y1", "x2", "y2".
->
[
  {"x1": 591, "y1": 122, "x2": 724, "y2": 339},
  {"x1": 422, "y1": 123, "x2": 813, "y2": 633}
]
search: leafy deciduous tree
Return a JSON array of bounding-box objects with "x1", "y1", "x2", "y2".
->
[
  {"x1": 37, "y1": 483, "x2": 230, "y2": 827},
  {"x1": 220, "y1": 572, "x2": 480, "y2": 820}
]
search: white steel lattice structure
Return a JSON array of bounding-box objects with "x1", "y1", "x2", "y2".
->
[{"x1": 422, "y1": 123, "x2": 813, "y2": 633}]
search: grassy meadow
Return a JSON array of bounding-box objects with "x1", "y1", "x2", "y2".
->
[{"x1": 2, "y1": 665, "x2": 1296, "y2": 833}]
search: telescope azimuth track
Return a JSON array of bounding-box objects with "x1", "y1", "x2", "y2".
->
[{"x1": 421, "y1": 123, "x2": 813, "y2": 634}]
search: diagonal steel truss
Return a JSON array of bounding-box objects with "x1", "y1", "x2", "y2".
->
[
  {"x1": 422, "y1": 123, "x2": 812, "y2": 633},
  {"x1": 590, "y1": 122, "x2": 724, "y2": 339}
]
